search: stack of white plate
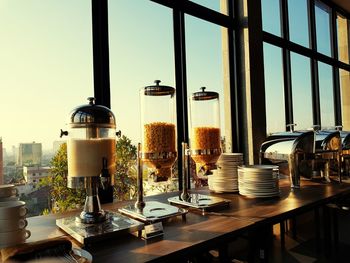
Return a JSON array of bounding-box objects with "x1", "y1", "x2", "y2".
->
[
  {"x1": 238, "y1": 165, "x2": 280, "y2": 198},
  {"x1": 208, "y1": 153, "x2": 243, "y2": 193}
]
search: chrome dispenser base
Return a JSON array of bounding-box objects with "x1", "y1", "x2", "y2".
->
[
  {"x1": 118, "y1": 201, "x2": 187, "y2": 223},
  {"x1": 56, "y1": 211, "x2": 144, "y2": 245},
  {"x1": 168, "y1": 193, "x2": 230, "y2": 210},
  {"x1": 77, "y1": 210, "x2": 107, "y2": 224}
]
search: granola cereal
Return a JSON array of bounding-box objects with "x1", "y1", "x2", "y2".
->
[
  {"x1": 142, "y1": 122, "x2": 176, "y2": 153},
  {"x1": 142, "y1": 122, "x2": 177, "y2": 181},
  {"x1": 191, "y1": 127, "x2": 221, "y2": 150}
]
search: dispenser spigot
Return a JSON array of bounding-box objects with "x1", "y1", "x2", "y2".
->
[{"x1": 100, "y1": 157, "x2": 111, "y2": 190}]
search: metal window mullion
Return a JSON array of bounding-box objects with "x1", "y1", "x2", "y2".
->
[
  {"x1": 263, "y1": 31, "x2": 350, "y2": 71},
  {"x1": 226, "y1": 0, "x2": 240, "y2": 153},
  {"x1": 348, "y1": 19, "x2": 350, "y2": 66},
  {"x1": 173, "y1": 9, "x2": 189, "y2": 191},
  {"x1": 247, "y1": 0, "x2": 266, "y2": 163},
  {"x1": 151, "y1": 0, "x2": 234, "y2": 28},
  {"x1": 309, "y1": 0, "x2": 321, "y2": 126},
  {"x1": 331, "y1": 9, "x2": 342, "y2": 125},
  {"x1": 280, "y1": 0, "x2": 293, "y2": 129},
  {"x1": 91, "y1": 0, "x2": 111, "y2": 108}
]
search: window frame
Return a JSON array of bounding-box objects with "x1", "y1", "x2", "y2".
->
[
  {"x1": 93, "y1": 0, "x2": 239, "y2": 190},
  {"x1": 262, "y1": 0, "x2": 350, "y2": 131}
]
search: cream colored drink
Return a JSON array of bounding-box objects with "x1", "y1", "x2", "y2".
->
[{"x1": 67, "y1": 138, "x2": 116, "y2": 177}]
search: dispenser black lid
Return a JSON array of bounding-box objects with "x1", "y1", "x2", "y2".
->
[
  {"x1": 143, "y1": 80, "x2": 175, "y2": 96},
  {"x1": 69, "y1": 97, "x2": 116, "y2": 128},
  {"x1": 192, "y1": 87, "x2": 219, "y2": 100}
]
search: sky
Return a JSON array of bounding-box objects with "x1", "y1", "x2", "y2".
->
[
  {"x1": 0, "y1": 0, "x2": 343, "y2": 152},
  {"x1": 0, "y1": 0, "x2": 224, "y2": 152}
]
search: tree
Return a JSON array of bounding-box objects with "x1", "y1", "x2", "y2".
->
[
  {"x1": 113, "y1": 135, "x2": 137, "y2": 201},
  {"x1": 42, "y1": 143, "x2": 85, "y2": 213},
  {"x1": 42, "y1": 135, "x2": 138, "y2": 214}
]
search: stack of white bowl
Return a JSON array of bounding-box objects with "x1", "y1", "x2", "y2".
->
[
  {"x1": 238, "y1": 165, "x2": 280, "y2": 198},
  {"x1": 0, "y1": 185, "x2": 30, "y2": 248},
  {"x1": 208, "y1": 153, "x2": 243, "y2": 193}
]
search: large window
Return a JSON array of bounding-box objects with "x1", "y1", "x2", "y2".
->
[
  {"x1": 291, "y1": 53, "x2": 313, "y2": 129},
  {"x1": 315, "y1": 0, "x2": 332, "y2": 56},
  {"x1": 185, "y1": 16, "x2": 225, "y2": 140},
  {"x1": 0, "y1": 0, "x2": 92, "y2": 216},
  {"x1": 318, "y1": 62, "x2": 334, "y2": 128},
  {"x1": 340, "y1": 69, "x2": 350, "y2": 130},
  {"x1": 262, "y1": 0, "x2": 281, "y2": 36},
  {"x1": 263, "y1": 43, "x2": 285, "y2": 134},
  {"x1": 263, "y1": 0, "x2": 350, "y2": 132},
  {"x1": 108, "y1": 0, "x2": 174, "y2": 146},
  {"x1": 288, "y1": 0, "x2": 310, "y2": 48}
]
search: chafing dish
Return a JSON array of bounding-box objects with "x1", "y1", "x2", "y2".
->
[
  {"x1": 261, "y1": 124, "x2": 343, "y2": 187},
  {"x1": 260, "y1": 131, "x2": 315, "y2": 188}
]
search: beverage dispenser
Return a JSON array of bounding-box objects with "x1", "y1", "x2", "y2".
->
[{"x1": 61, "y1": 97, "x2": 116, "y2": 223}]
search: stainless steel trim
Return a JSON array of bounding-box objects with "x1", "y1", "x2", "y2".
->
[
  {"x1": 141, "y1": 151, "x2": 177, "y2": 160},
  {"x1": 190, "y1": 148, "x2": 222, "y2": 156}
]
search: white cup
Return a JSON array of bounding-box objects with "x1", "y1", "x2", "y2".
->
[
  {"x1": 0, "y1": 196, "x2": 20, "y2": 202},
  {"x1": 0, "y1": 201, "x2": 28, "y2": 220},
  {"x1": 0, "y1": 229, "x2": 31, "y2": 248},
  {"x1": 0, "y1": 218, "x2": 28, "y2": 232},
  {"x1": 0, "y1": 184, "x2": 18, "y2": 198}
]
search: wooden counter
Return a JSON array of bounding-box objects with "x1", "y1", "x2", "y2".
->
[{"x1": 8, "y1": 178, "x2": 350, "y2": 262}]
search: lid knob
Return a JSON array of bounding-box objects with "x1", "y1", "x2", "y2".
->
[
  {"x1": 87, "y1": 97, "x2": 95, "y2": 105},
  {"x1": 154, "y1": 80, "x2": 161, "y2": 86},
  {"x1": 201, "y1": 87, "x2": 206, "y2": 92}
]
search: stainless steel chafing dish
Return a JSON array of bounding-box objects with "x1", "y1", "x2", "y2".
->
[
  {"x1": 260, "y1": 130, "x2": 315, "y2": 188},
  {"x1": 260, "y1": 124, "x2": 345, "y2": 188},
  {"x1": 319, "y1": 128, "x2": 350, "y2": 177}
]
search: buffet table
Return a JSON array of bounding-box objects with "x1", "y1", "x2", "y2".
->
[{"x1": 9, "y1": 178, "x2": 350, "y2": 262}]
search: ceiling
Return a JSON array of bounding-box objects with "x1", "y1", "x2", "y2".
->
[{"x1": 331, "y1": 0, "x2": 350, "y2": 14}]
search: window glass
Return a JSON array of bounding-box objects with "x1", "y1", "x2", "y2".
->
[
  {"x1": 108, "y1": 1, "x2": 176, "y2": 194},
  {"x1": 0, "y1": 1, "x2": 92, "y2": 217},
  {"x1": 340, "y1": 69, "x2": 350, "y2": 130},
  {"x1": 318, "y1": 62, "x2": 334, "y2": 128},
  {"x1": 109, "y1": 0, "x2": 174, "y2": 145},
  {"x1": 315, "y1": 0, "x2": 332, "y2": 56},
  {"x1": 291, "y1": 53, "x2": 313, "y2": 130},
  {"x1": 336, "y1": 14, "x2": 349, "y2": 64},
  {"x1": 262, "y1": 0, "x2": 281, "y2": 36},
  {"x1": 263, "y1": 43, "x2": 285, "y2": 134},
  {"x1": 288, "y1": 0, "x2": 309, "y2": 47},
  {"x1": 185, "y1": 15, "x2": 226, "y2": 185}
]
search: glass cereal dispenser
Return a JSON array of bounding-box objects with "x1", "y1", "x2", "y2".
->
[
  {"x1": 140, "y1": 80, "x2": 177, "y2": 182},
  {"x1": 189, "y1": 87, "x2": 221, "y2": 175},
  {"x1": 61, "y1": 97, "x2": 116, "y2": 224},
  {"x1": 167, "y1": 87, "x2": 228, "y2": 210}
]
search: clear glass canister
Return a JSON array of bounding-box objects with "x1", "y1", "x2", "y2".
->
[
  {"x1": 189, "y1": 87, "x2": 221, "y2": 174},
  {"x1": 65, "y1": 97, "x2": 116, "y2": 188},
  {"x1": 140, "y1": 80, "x2": 177, "y2": 182}
]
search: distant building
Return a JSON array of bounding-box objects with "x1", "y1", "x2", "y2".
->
[
  {"x1": 17, "y1": 142, "x2": 42, "y2": 166},
  {"x1": 0, "y1": 138, "x2": 3, "y2": 184},
  {"x1": 23, "y1": 166, "x2": 51, "y2": 185},
  {"x1": 53, "y1": 140, "x2": 65, "y2": 154}
]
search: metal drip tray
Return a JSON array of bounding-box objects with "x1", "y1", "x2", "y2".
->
[
  {"x1": 56, "y1": 211, "x2": 144, "y2": 245},
  {"x1": 168, "y1": 193, "x2": 230, "y2": 210},
  {"x1": 118, "y1": 201, "x2": 187, "y2": 222}
]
